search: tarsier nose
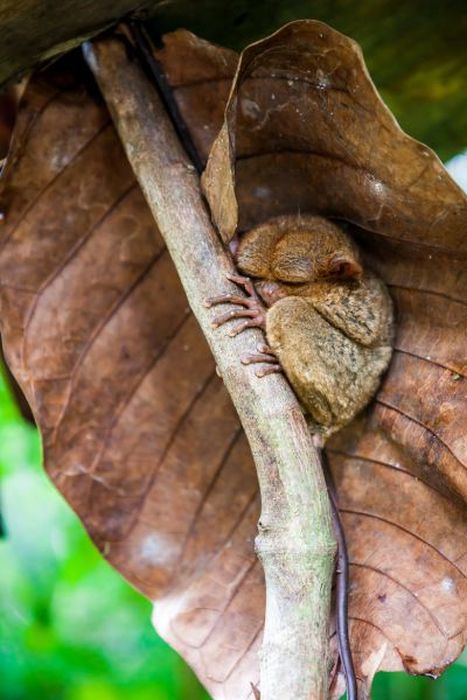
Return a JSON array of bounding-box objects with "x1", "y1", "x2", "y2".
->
[
  {"x1": 229, "y1": 235, "x2": 240, "y2": 258},
  {"x1": 255, "y1": 281, "x2": 285, "y2": 306}
]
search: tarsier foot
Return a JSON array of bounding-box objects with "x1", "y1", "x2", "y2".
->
[
  {"x1": 204, "y1": 273, "x2": 267, "y2": 336},
  {"x1": 241, "y1": 343, "x2": 283, "y2": 378}
]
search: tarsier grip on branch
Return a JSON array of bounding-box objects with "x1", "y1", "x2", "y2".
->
[
  {"x1": 206, "y1": 213, "x2": 394, "y2": 699},
  {"x1": 207, "y1": 214, "x2": 394, "y2": 438}
]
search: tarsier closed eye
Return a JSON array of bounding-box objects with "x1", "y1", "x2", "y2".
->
[
  {"x1": 272, "y1": 230, "x2": 316, "y2": 282},
  {"x1": 272, "y1": 251, "x2": 363, "y2": 284},
  {"x1": 271, "y1": 253, "x2": 314, "y2": 283}
]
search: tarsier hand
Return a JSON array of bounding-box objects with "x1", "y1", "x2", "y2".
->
[
  {"x1": 206, "y1": 214, "x2": 394, "y2": 439},
  {"x1": 205, "y1": 273, "x2": 282, "y2": 377}
]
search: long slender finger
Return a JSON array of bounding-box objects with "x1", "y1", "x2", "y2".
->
[
  {"x1": 228, "y1": 318, "x2": 264, "y2": 336},
  {"x1": 211, "y1": 308, "x2": 258, "y2": 328},
  {"x1": 256, "y1": 364, "x2": 282, "y2": 377},
  {"x1": 226, "y1": 272, "x2": 257, "y2": 298},
  {"x1": 241, "y1": 353, "x2": 278, "y2": 365},
  {"x1": 204, "y1": 293, "x2": 251, "y2": 308},
  {"x1": 257, "y1": 343, "x2": 276, "y2": 356},
  {"x1": 225, "y1": 272, "x2": 251, "y2": 286}
]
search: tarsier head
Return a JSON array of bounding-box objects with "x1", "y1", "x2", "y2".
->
[{"x1": 236, "y1": 215, "x2": 363, "y2": 299}]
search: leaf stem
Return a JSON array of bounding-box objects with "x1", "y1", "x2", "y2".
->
[{"x1": 321, "y1": 449, "x2": 357, "y2": 700}]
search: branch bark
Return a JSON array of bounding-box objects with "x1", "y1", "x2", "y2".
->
[{"x1": 83, "y1": 35, "x2": 336, "y2": 700}]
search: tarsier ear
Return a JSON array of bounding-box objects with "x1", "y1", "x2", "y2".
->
[{"x1": 326, "y1": 253, "x2": 363, "y2": 280}]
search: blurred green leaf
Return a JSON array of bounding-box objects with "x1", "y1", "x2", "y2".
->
[{"x1": 0, "y1": 374, "x2": 209, "y2": 700}]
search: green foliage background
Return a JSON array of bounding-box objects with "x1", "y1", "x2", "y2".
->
[
  {"x1": 0, "y1": 371, "x2": 466, "y2": 699},
  {"x1": 0, "y1": 374, "x2": 209, "y2": 700}
]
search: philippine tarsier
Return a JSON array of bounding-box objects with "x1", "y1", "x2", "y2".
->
[
  {"x1": 205, "y1": 214, "x2": 394, "y2": 700},
  {"x1": 206, "y1": 214, "x2": 394, "y2": 438}
]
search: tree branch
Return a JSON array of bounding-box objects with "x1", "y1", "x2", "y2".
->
[{"x1": 83, "y1": 34, "x2": 336, "y2": 700}]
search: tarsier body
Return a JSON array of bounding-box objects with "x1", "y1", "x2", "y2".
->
[{"x1": 209, "y1": 214, "x2": 394, "y2": 438}]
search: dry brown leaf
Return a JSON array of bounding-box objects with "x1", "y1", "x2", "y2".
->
[
  {"x1": 201, "y1": 20, "x2": 466, "y2": 248},
  {"x1": 0, "y1": 21, "x2": 466, "y2": 700},
  {"x1": 0, "y1": 53, "x2": 263, "y2": 700},
  {"x1": 161, "y1": 22, "x2": 467, "y2": 694}
]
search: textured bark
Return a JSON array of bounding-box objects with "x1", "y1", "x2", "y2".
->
[{"x1": 83, "y1": 37, "x2": 336, "y2": 700}]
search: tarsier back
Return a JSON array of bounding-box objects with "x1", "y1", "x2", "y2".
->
[{"x1": 235, "y1": 214, "x2": 394, "y2": 437}]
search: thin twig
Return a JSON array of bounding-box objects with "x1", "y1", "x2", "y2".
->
[
  {"x1": 321, "y1": 448, "x2": 358, "y2": 700},
  {"x1": 83, "y1": 34, "x2": 336, "y2": 700}
]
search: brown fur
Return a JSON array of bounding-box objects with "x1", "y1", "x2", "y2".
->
[{"x1": 236, "y1": 215, "x2": 394, "y2": 436}]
